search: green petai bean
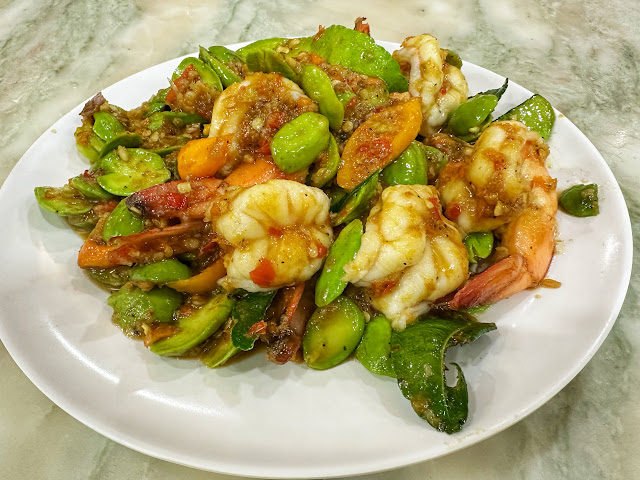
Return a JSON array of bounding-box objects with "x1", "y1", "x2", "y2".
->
[
  {"x1": 463, "y1": 232, "x2": 494, "y2": 263},
  {"x1": 97, "y1": 147, "x2": 171, "y2": 196},
  {"x1": 300, "y1": 64, "x2": 344, "y2": 130},
  {"x1": 447, "y1": 94, "x2": 500, "y2": 142},
  {"x1": 107, "y1": 284, "x2": 183, "y2": 330},
  {"x1": 74, "y1": 124, "x2": 105, "y2": 163},
  {"x1": 130, "y1": 259, "x2": 192, "y2": 283},
  {"x1": 93, "y1": 112, "x2": 126, "y2": 141},
  {"x1": 34, "y1": 184, "x2": 94, "y2": 216},
  {"x1": 145, "y1": 88, "x2": 170, "y2": 117},
  {"x1": 332, "y1": 170, "x2": 379, "y2": 226},
  {"x1": 150, "y1": 292, "x2": 234, "y2": 357},
  {"x1": 382, "y1": 141, "x2": 428, "y2": 186},
  {"x1": 91, "y1": 112, "x2": 142, "y2": 158},
  {"x1": 303, "y1": 296, "x2": 365, "y2": 370},
  {"x1": 235, "y1": 38, "x2": 286, "y2": 61},
  {"x1": 448, "y1": 79, "x2": 508, "y2": 142},
  {"x1": 445, "y1": 50, "x2": 463, "y2": 69},
  {"x1": 307, "y1": 135, "x2": 341, "y2": 188},
  {"x1": 337, "y1": 91, "x2": 356, "y2": 106},
  {"x1": 102, "y1": 199, "x2": 144, "y2": 242},
  {"x1": 497, "y1": 94, "x2": 555, "y2": 140},
  {"x1": 419, "y1": 144, "x2": 448, "y2": 181},
  {"x1": 147, "y1": 111, "x2": 207, "y2": 131},
  {"x1": 199, "y1": 46, "x2": 241, "y2": 88},
  {"x1": 243, "y1": 48, "x2": 298, "y2": 81},
  {"x1": 356, "y1": 315, "x2": 395, "y2": 377},
  {"x1": 172, "y1": 57, "x2": 223, "y2": 92},
  {"x1": 207, "y1": 45, "x2": 243, "y2": 64},
  {"x1": 200, "y1": 319, "x2": 240, "y2": 368},
  {"x1": 559, "y1": 184, "x2": 599, "y2": 217},
  {"x1": 70, "y1": 174, "x2": 115, "y2": 200},
  {"x1": 271, "y1": 112, "x2": 331, "y2": 173},
  {"x1": 315, "y1": 219, "x2": 363, "y2": 307}
]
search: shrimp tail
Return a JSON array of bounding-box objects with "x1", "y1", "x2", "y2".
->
[{"x1": 449, "y1": 255, "x2": 529, "y2": 309}]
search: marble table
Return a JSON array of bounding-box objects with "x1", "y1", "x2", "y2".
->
[{"x1": 1, "y1": 1, "x2": 638, "y2": 478}]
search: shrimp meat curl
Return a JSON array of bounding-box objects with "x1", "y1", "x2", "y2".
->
[
  {"x1": 342, "y1": 185, "x2": 469, "y2": 330},
  {"x1": 210, "y1": 180, "x2": 333, "y2": 292},
  {"x1": 208, "y1": 72, "x2": 316, "y2": 177},
  {"x1": 436, "y1": 120, "x2": 558, "y2": 309},
  {"x1": 392, "y1": 34, "x2": 468, "y2": 136}
]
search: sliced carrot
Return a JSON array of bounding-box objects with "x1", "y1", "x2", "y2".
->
[
  {"x1": 224, "y1": 155, "x2": 286, "y2": 187},
  {"x1": 177, "y1": 135, "x2": 232, "y2": 179},
  {"x1": 337, "y1": 97, "x2": 422, "y2": 190},
  {"x1": 166, "y1": 257, "x2": 226, "y2": 293}
]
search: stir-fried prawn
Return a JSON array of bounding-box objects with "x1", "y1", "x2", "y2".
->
[
  {"x1": 126, "y1": 178, "x2": 224, "y2": 222},
  {"x1": 342, "y1": 185, "x2": 469, "y2": 329},
  {"x1": 436, "y1": 121, "x2": 557, "y2": 308},
  {"x1": 207, "y1": 72, "x2": 317, "y2": 177},
  {"x1": 210, "y1": 180, "x2": 333, "y2": 292},
  {"x1": 392, "y1": 34, "x2": 468, "y2": 136}
]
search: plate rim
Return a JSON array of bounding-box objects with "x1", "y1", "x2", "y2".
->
[{"x1": 0, "y1": 40, "x2": 633, "y2": 478}]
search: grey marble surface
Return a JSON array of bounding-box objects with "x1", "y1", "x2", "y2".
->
[{"x1": 1, "y1": 0, "x2": 638, "y2": 478}]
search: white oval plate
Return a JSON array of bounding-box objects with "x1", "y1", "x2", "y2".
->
[{"x1": 0, "y1": 41, "x2": 632, "y2": 478}]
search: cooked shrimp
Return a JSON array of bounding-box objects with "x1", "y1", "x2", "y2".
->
[
  {"x1": 392, "y1": 34, "x2": 468, "y2": 136},
  {"x1": 210, "y1": 180, "x2": 333, "y2": 292},
  {"x1": 125, "y1": 155, "x2": 307, "y2": 222},
  {"x1": 208, "y1": 72, "x2": 317, "y2": 176},
  {"x1": 436, "y1": 120, "x2": 557, "y2": 309},
  {"x1": 342, "y1": 185, "x2": 469, "y2": 330},
  {"x1": 126, "y1": 178, "x2": 223, "y2": 222}
]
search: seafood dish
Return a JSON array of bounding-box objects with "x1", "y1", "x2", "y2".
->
[{"x1": 34, "y1": 19, "x2": 599, "y2": 433}]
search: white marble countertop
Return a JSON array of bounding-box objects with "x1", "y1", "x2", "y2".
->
[{"x1": 1, "y1": 1, "x2": 638, "y2": 478}]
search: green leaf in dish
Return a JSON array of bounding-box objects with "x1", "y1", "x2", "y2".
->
[
  {"x1": 230, "y1": 291, "x2": 277, "y2": 351},
  {"x1": 390, "y1": 312, "x2": 496, "y2": 433},
  {"x1": 296, "y1": 25, "x2": 408, "y2": 93}
]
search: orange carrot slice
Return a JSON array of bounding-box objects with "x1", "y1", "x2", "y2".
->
[
  {"x1": 224, "y1": 155, "x2": 287, "y2": 187},
  {"x1": 337, "y1": 98, "x2": 422, "y2": 190},
  {"x1": 177, "y1": 135, "x2": 231, "y2": 179},
  {"x1": 224, "y1": 155, "x2": 307, "y2": 187},
  {"x1": 166, "y1": 257, "x2": 226, "y2": 293}
]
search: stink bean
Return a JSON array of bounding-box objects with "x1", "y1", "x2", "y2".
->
[
  {"x1": 356, "y1": 315, "x2": 395, "y2": 377},
  {"x1": 271, "y1": 112, "x2": 330, "y2": 173},
  {"x1": 559, "y1": 184, "x2": 599, "y2": 217},
  {"x1": 303, "y1": 296, "x2": 365, "y2": 370},
  {"x1": 34, "y1": 184, "x2": 94, "y2": 216},
  {"x1": 300, "y1": 64, "x2": 344, "y2": 130},
  {"x1": 199, "y1": 46, "x2": 241, "y2": 88},
  {"x1": 173, "y1": 57, "x2": 223, "y2": 92},
  {"x1": 315, "y1": 219, "x2": 363, "y2": 307},
  {"x1": 130, "y1": 259, "x2": 192, "y2": 283},
  {"x1": 497, "y1": 94, "x2": 555, "y2": 140},
  {"x1": 382, "y1": 141, "x2": 428, "y2": 186},
  {"x1": 102, "y1": 199, "x2": 144, "y2": 242}
]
